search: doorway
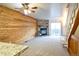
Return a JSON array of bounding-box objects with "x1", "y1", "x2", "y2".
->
[{"x1": 50, "y1": 22, "x2": 61, "y2": 36}]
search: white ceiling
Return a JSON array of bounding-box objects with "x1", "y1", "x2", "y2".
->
[{"x1": 0, "y1": 3, "x2": 67, "y2": 20}]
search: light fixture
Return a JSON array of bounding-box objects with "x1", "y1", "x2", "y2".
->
[
  {"x1": 22, "y1": 3, "x2": 38, "y2": 15},
  {"x1": 24, "y1": 9, "x2": 31, "y2": 15},
  {"x1": 15, "y1": 3, "x2": 38, "y2": 15}
]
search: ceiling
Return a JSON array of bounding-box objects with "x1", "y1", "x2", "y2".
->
[{"x1": 0, "y1": 3, "x2": 67, "y2": 20}]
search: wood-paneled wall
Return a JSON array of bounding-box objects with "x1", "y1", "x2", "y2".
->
[
  {"x1": 0, "y1": 5, "x2": 37, "y2": 44},
  {"x1": 68, "y1": 6, "x2": 79, "y2": 55}
]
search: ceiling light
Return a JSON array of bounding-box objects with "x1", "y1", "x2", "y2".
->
[{"x1": 24, "y1": 9, "x2": 31, "y2": 15}]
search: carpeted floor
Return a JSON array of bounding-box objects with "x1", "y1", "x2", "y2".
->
[{"x1": 20, "y1": 36, "x2": 69, "y2": 56}]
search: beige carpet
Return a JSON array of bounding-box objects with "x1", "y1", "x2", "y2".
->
[{"x1": 20, "y1": 36, "x2": 69, "y2": 56}]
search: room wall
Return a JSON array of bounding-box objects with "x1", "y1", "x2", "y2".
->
[{"x1": 0, "y1": 5, "x2": 37, "y2": 44}]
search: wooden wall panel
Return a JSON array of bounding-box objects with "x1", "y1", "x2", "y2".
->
[
  {"x1": 0, "y1": 5, "x2": 37, "y2": 44},
  {"x1": 68, "y1": 8, "x2": 79, "y2": 55},
  {"x1": 69, "y1": 35, "x2": 78, "y2": 55}
]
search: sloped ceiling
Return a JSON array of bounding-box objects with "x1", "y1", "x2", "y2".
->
[{"x1": 0, "y1": 3, "x2": 67, "y2": 20}]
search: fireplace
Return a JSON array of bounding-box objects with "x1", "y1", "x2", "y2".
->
[{"x1": 39, "y1": 27, "x2": 47, "y2": 36}]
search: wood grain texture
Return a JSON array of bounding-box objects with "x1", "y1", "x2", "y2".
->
[
  {"x1": 0, "y1": 5, "x2": 37, "y2": 43},
  {"x1": 68, "y1": 9, "x2": 79, "y2": 56},
  {"x1": 68, "y1": 35, "x2": 78, "y2": 55}
]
